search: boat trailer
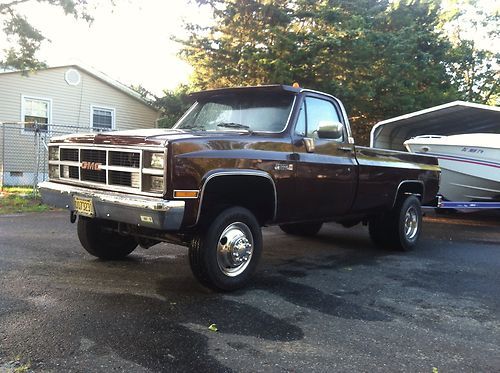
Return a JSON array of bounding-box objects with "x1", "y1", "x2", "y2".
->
[{"x1": 433, "y1": 196, "x2": 500, "y2": 210}]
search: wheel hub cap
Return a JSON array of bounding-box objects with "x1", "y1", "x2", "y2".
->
[
  {"x1": 404, "y1": 206, "x2": 419, "y2": 240},
  {"x1": 217, "y1": 222, "x2": 254, "y2": 277}
]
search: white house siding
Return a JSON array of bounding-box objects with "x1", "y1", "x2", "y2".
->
[{"x1": 0, "y1": 66, "x2": 159, "y2": 185}]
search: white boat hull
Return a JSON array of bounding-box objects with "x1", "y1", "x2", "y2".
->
[{"x1": 404, "y1": 134, "x2": 500, "y2": 202}]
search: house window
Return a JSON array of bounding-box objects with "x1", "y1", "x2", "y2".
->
[
  {"x1": 92, "y1": 106, "x2": 115, "y2": 131},
  {"x1": 23, "y1": 96, "x2": 50, "y2": 132}
]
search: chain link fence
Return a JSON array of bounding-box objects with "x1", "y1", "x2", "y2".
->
[{"x1": 0, "y1": 122, "x2": 99, "y2": 191}]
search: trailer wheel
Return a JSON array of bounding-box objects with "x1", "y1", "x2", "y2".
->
[
  {"x1": 189, "y1": 207, "x2": 262, "y2": 291},
  {"x1": 369, "y1": 195, "x2": 422, "y2": 251},
  {"x1": 279, "y1": 222, "x2": 323, "y2": 236},
  {"x1": 77, "y1": 217, "x2": 137, "y2": 259}
]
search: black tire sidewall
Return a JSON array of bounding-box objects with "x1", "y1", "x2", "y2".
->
[
  {"x1": 201, "y1": 207, "x2": 262, "y2": 291},
  {"x1": 397, "y1": 196, "x2": 422, "y2": 251},
  {"x1": 368, "y1": 217, "x2": 387, "y2": 248},
  {"x1": 77, "y1": 217, "x2": 137, "y2": 259}
]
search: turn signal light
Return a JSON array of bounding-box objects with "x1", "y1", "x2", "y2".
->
[{"x1": 174, "y1": 190, "x2": 199, "y2": 198}]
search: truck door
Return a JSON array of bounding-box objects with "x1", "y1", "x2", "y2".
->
[{"x1": 290, "y1": 94, "x2": 358, "y2": 220}]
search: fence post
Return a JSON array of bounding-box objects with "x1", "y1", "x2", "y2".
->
[
  {"x1": 33, "y1": 121, "x2": 39, "y2": 194},
  {"x1": 1, "y1": 123, "x2": 4, "y2": 191}
]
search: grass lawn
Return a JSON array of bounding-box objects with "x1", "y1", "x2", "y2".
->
[{"x1": 0, "y1": 187, "x2": 54, "y2": 215}]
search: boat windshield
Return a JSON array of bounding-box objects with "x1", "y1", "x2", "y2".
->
[{"x1": 174, "y1": 93, "x2": 294, "y2": 133}]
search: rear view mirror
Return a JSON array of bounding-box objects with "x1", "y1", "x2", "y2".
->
[{"x1": 317, "y1": 121, "x2": 344, "y2": 139}]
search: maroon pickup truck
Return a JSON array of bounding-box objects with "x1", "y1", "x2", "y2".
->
[{"x1": 39, "y1": 85, "x2": 439, "y2": 291}]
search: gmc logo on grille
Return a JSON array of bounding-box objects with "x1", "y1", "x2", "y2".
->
[{"x1": 81, "y1": 161, "x2": 102, "y2": 170}]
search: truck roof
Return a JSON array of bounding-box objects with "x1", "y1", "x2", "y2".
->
[{"x1": 190, "y1": 84, "x2": 301, "y2": 99}]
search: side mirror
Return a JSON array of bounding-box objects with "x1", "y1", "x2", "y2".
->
[{"x1": 317, "y1": 121, "x2": 344, "y2": 139}]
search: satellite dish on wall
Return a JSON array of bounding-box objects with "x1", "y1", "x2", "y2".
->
[{"x1": 65, "y1": 68, "x2": 81, "y2": 86}]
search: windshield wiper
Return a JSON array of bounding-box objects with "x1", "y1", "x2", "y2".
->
[
  {"x1": 216, "y1": 122, "x2": 252, "y2": 131},
  {"x1": 182, "y1": 124, "x2": 206, "y2": 131}
]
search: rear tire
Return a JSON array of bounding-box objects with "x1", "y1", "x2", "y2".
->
[
  {"x1": 77, "y1": 217, "x2": 137, "y2": 259},
  {"x1": 369, "y1": 195, "x2": 422, "y2": 251},
  {"x1": 189, "y1": 207, "x2": 262, "y2": 291},
  {"x1": 279, "y1": 222, "x2": 323, "y2": 236}
]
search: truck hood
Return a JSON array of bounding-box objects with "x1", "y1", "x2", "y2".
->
[{"x1": 51, "y1": 128, "x2": 250, "y2": 147}]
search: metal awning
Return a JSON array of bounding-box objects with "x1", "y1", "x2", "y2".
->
[{"x1": 370, "y1": 101, "x2": 500, "y2": 151}]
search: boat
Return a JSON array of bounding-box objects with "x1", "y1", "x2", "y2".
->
[{"x1": 403, "y1": 133, "x2": 500, "y2": 202}]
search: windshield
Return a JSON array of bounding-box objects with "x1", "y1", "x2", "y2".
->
[{"x1": 174, "y1": 93, "x2": 294, "y2": 133}]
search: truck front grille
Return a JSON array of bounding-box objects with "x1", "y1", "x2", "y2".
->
[
  {"x1": 81, "y1": 149, "x2": 107, "y2": 164},
  {"x1": 48, "y1": 145, "x2": 165, "y2": 196},
  {"x1": 81, "y1": 168, "x2": 107, "y2": 183},
  {"x1": 109, "y1": 152, "x2": 140, "y2": 167},
  {"x1": 61, "y1": 148, "x2": 79, "y2": 162}
]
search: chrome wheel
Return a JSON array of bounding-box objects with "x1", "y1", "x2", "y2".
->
[
  {"x1": 404, "y1": 206, "x2": 419, "y2": 240},
  {"x1": 217, "y1": 222, "x2": 254, "y2": 277}
]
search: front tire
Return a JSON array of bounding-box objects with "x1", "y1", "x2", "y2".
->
[
  {"x1": 369, "y1": 195, "x2": 422, "y2": 251},
  {"x1": 77, "y1": 217, "x2": 137, "y2": 259},
  {"x1": 189, "y1": 207, "x2": 262, "y2": 291}
]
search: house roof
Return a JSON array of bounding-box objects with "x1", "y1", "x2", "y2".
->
[
  {"x1": 0, "y1": 64, "x2": 158, "y2": 111},
  {"x1": 370, "y1": 101, "x2": 500, "y2": 151}
]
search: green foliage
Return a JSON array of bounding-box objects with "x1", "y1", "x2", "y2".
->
[
  {"x1": 130, "y1": 83, "x2": 193, "y2": 128},
  {"x1": 131, "y1": 84, "x2": 194, "y2": 129},
  {"x1": 0, "y1": 187, "x2": 51, "y2": 215},
  {"x1": 129, "y1": 84, "x2": 158, "y2": 103},
  {"x1": 0, "y1": 0, "x2": 95, "y2": 71},
  {"x1": 177, "y1": 0, "x2": 498, "y2": 145},
  {"x1": 443, "y1": 0, "x2": 500, "y2": 105},
  {"x1": 156, "y1": 85, "x2": 193, "y2": 128},
  {"x1": 448, "y1": 40, "x2": 499, "y2": 104}
]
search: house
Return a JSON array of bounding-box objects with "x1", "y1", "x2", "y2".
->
[{"x1": 0, "y1": 64, "x2": 160, "y2": 186}]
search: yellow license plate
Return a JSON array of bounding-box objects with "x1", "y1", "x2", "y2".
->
[{"x1": 74, "y1": 196, "x2": 94, "y2": 217}]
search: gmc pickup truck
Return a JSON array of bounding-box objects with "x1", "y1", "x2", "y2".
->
[{"x1": 39, "y1": 85, "x2": 440, "y2": 291}]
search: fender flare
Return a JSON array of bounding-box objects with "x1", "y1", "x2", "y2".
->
[
  {"x1": 393, "y1": 180, "x2": 425, "y2": 208},
  {"x1": 195, "y1": 170, "x2": 278, "y2": 225}
]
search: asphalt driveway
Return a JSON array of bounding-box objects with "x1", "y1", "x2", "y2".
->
[{"x1": 0, "y1": 211, "x2": 499, "y2": 372}]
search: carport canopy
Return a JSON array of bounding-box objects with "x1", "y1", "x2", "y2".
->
[{"x1": 370, "y1": 101, "x2": 500, "y2": 151}]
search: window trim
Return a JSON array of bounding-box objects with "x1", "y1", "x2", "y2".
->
[
  {"x1": 90, "y1": 105, "x2": 116, "y2": 131},
  {"x1": 21, "y1": 95, "x2": 52, "y2": 133},
  {"x1": 173, "y1": 95, "x2": 297, "y2": 135},
  {"x1": 296, "y1": 94, "x2": 346, "y2": 142}
]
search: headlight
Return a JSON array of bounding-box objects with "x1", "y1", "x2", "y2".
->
[
  {"x1": 146, "y1": 152, "x2": 164, "y2": 169},
  {"x1": 49, "y1": 146, "x2": 59, "y2": 160},
  {"x1": 143, "y1": 175, "x2": 164, "y2": 193},
  {"x1": 49, "y1": 165, "x2": 60, "y2": 179},
  {"x1": 61, "y1": 165, "x2": 70, "y2": 178}
]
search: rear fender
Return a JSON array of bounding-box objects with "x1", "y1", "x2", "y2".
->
[{"x1": 393, "y1": 180, "x2": 424, "y2": 208}]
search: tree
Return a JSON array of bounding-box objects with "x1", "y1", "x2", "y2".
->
[
  {"x1": 0, "y1": 0, "x2": 94, "y2": 71},
  {"x1": 155, "y1": 85, "x2": 193, "y2": 128},
  {"x1": 442, "y1": 0, "x2": 500, "y2": 104},
  {"x1": 447, "y1": 40, "x2": 499, "y2": 104},
  {"x1": 130, "y1": 83, "x2": 193, "y2": 128},
  {"x1": 177, "y1": 0, "x2": 462, "y2": 144},
  {"x1": 178, "y1": 0, "x2": 295, "y2": 88}
]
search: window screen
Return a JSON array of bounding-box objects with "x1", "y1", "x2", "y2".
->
[
  {"x1": 92, "y1": 107, "x2": 114, "y2": 130},
  {"x1": 23, "y1": 97, "x2": 49, "y2": 132}
]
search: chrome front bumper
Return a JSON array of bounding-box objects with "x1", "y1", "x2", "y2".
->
[{"x1": 38, "y1": 181, "x2": 185, "y2": 231}]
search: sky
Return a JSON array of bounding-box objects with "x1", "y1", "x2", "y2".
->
[
  {"x1": 0, "y1": 0, "x2": 498, "y2": 97},
  {"x1": 1, "y1": 0, "x2": 208, "y2": 96}
]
